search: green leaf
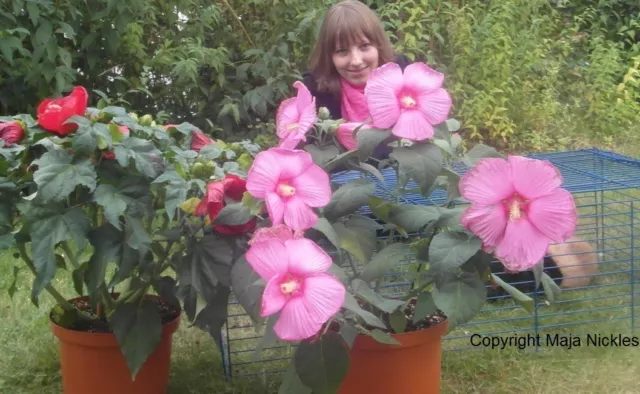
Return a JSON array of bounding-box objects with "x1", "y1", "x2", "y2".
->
[
  {"x1": 390, "y1": 143, "x2": 443, "y2": 196},
  {"x1": 28, "y1": 207, "x2": 90, "y2": 302},
  {"x1": 387, "y1": 204, "x2": 441, "y2": 233},
  {"x1": 351, "y1": 279, "x2": 404, "y2": 314},
  {"x1": 312, "y1": 217, "x2": 342, "y2": 255},
  {"x1": 356, "y1": 128, "x2": 392, "y2": 160},
  {"x1": 413, "y1": 292, "x2": 438, "y2": 323},
  {"x1": 114, "y1": 137, "x2": 163, "y2": 178},
  {"x1": 72, "y1": 123, "x2": 112, "y2": 155},
  {"x1": 123, "y1": 216, "x2": 152, "y2": 253},
  {"x1": 304, "y1": 144, "x2": 339, "y2": 168},
  {"x1": 213, "y1": 202, "x2": 252, "y2": 226},
  {"x1": 462, "y1": 144, "x2": 505, "y2": 167},
  {"x1": 294, "y1": 332, "x2": 350, "y2": 394},
  {"x1": 164, "y1": 180, "x2": 189, "y2": 221},
  {"x1": 332, "y1": 215, "x2": 378, "y2": 264},
  {"x1": 539, "y1": 271, "x2": 561, "y2": 304},
  {"x1": 230, "y1": 255, "x2": 264, "y2": 323},
  {"x1": 360, "y1": 243, "x2": 413, "y2": 283},
  {"x1": 31, "y1": 150, "x2": 97, "y2": 202},
  {"x1": 339, "y1": 320, "x2": 359, "y2": 348},
  {"x1": 324, "y1": 179, "x2": 375, "y2": 221},
  {"x1": 110, "y1": 299, "x2": 163, "y2": 380},
  {"x1": 279, "y1": 360, "x2": 312, "y2": 394},
  {"x1": 389, "y1": 309, "x2": 407, "y2": 334},
  {"x1": 180, "y1": 233, "x2": 234, "y2": 291},
  {"x1": 429, "y1": 232, "x2": 482, "y2": 272},
  {"x1": 323, "y1": 150, "x2": 361, "y2": 173},
  {"x1": 432, "y1": 272, "x2": 486, "y2": 329},
  {"x1": 490, "y1": 274, "x2": 535, "y2": 313},
  {"x1": 92, "y1": 185, "x2": 127, "y2": 230},
  {"x1": 35, "y1": 20, "x2": 53, "y2": 43},
  {"x1": 370, "y1": 329, "x2": 400, "y2": 345},
  {"x1": 189, "y1": 286, "x2": 231, "y2": 350},
  {"x1": 342, "y1": 293, "x2": 386, "y2": 329}
]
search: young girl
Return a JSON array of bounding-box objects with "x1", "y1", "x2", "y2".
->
[{"x1": 302, "y1": 0, "x2": 412, "y2": 122}]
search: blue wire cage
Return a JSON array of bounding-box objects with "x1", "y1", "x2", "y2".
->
[{"x1": 220, "y1": 148, "x2": 640, "y2": 378}]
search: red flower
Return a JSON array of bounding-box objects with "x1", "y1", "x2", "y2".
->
[
  {"x1": 195, "y1": 174, "x2": 257, "y2": 235},
  {"x1": 37, "y1": 86, "x2": 88, "y2": 136},
  {"x1": 191, "y1": 130, "x2": 214, "y2": 152},
  {"x1": 0, "y1": 121, "x2": 25, "y2": 146}
]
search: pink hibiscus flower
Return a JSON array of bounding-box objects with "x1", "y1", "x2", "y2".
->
[
  {"x1": 245, "y1": 148, "x2": 331, "y2": 231},
  {"x1": 459, "y1": 156, "x2": 577, "y2": 271},
  {"x1": 245, "y1": 229, "x2": 346, "y2": 341},
  {"x1": 276, "y1": 81, "x2": 317, "y2": 150},
  {"x1": 364, "y1": 62, "x2": 452, "y2": 141}
]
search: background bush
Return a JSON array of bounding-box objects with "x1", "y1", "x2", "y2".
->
[{"x1": 1, "y1": 0, "x2": 638, "y2": 152}]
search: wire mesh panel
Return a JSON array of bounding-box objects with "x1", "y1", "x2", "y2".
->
[{"x1": 221, "y1": 148, "x2": 640, "y2": 378}]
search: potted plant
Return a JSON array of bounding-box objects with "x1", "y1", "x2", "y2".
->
[
  {"x1": 0, "y1": 86, "x2": 262, "y2": 393},
  {"x1": 226, "y1": 63, "x2": 579, "y2": 393}
]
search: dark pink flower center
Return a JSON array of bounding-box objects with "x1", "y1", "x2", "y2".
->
[
  {"x1": 504, "y1": 194, "x2": 529, "y2": 220},
  {"x1": 277, "y1": 182, "x2": 296, "y2": 197},
  {"x1": 279, "y1": 274, "x2": 302, "y2": 296}
]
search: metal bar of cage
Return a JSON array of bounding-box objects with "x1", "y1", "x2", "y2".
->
[{"x1": 220, "y1": 148, "x2": 640, "y2": 379}]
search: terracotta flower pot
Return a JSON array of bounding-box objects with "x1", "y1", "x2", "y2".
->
[
  {"x1": 338, "y1": 319, "x2": 448, "y2": 394},
  {"x1": 49, "y1": 296, "x2": 181, "y2": 394}
]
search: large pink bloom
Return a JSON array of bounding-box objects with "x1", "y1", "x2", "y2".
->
[
  {"x1": 459, "y1": 156, "x2": 577, "y2": 271},
  {"x1": 364, "y1": 62, "x2": 451, "y2": 141},
  {"x1": 276, "y1": 81, "x2": 317, "y2": 149},
  {"x1": 246, "y1": 229, "x2": 346, "y2": 341},
  {"x1": 246, "y1": 148, "x2": 331, "y2": 230}
]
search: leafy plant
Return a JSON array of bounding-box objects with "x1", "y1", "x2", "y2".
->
[
  {"x1": 225, "y1": 62, "x2": 572, "y2": 392},
  {"x1": 0, "y1": 86, "x2": 261, "y2": 379}
]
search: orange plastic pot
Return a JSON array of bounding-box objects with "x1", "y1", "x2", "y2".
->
[
  {"x1": 338, "y1": 319, "x2": 448, "y2": 394},
  {"x1": 49, "y1": 296, "x2": 181, "y2": 394}
]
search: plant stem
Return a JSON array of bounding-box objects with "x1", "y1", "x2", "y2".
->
[
  {"x1": 220, "y1": 0, "x2": 255, "y2": 48},
  {"x1": 16, "y1": 243, "x2": 94, "y2": 320},
  {"x1": 60, "y1": 241, "x2": 79, "y2": 270}
]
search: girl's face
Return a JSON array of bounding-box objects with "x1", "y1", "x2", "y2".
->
[{"x1": 332, "y1": 37, "x2": 379, "y2": 86}]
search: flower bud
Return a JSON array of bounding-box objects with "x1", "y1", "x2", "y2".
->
[
  {"x1": 139, "y1": 114, "x2": 153, "y2": 126},
  {"x1": 0, "y1": 121, "x2": 25, "y2": 147},
  {"x1": 128, "y1": 112, "x2": 139, "y2": 122},
  {"x1": 318, "y1": 107, "x2": 330, "y2": 120}
]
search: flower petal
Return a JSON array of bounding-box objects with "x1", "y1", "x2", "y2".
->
[
  {"x1": 527, "y1": 188, "x2": 577, "y2": 243},
  {"x1": 391, "y1": 110, "x2": 434, "y2": 141},
  {"x1": 459, "y1": 158, "x2": 515, "y2": 205},
  {"x1": 274, "y1": 296, "x2": 324, "y2": 341},
  {"x1": 276, "y1": 97, "x2": 299, "y2": 138},
  {"x1": 293, "y1": 81, "x2": 316, "y2": 118},
  {"x1": 265, "y1": 192, "x2": 285, "y2": 225},
  {"x1": 246, "y1": 237, "x2": 289, "y2": 280},
  {"x1": 415, "y1": 88, "x2": 452, "y2": 125},
  {"x1": 495, "y1": 218, "x2": 551, "y2": 271},
  {"x1": 290, "y1": 165, "x2": 331, "y2": 207},
  {"x1": 461, "y1": 204, "x2": 507, "y2": 252},
  {"x1": 277, "y1": 132, "x2": 305, "y2": 150},
  {"x1": 285, "y1": 238, "x2": 333, "y2": 275},
  {"x1": 223, "y1": 174, "x2": 247, "y2": 201},
  {"x1": 365, "y1": 63, "x2": 403, "y2": 129},
  {"x1": 336, "y1": 122, "x2": 363, "y2": 151},
  {"x1": 283, "y1": 196, "x2": 318, "y2": 230},
  {"x1": 261, "y1": 275, "x2": 288, "y2": 317},
  {"x1": 508, "y1": 156, "x2": 563, "y2": 200},
  {"x1": 249, "y1": 224, "x2": 294, "y2": 245},
  {"x1": 302, "y1": 274, "x2": 346, "y2": 323},
  {"x1": 246, "y1": 151, "x2": 281, "y2": 198},
  {"x1": 403, "y1": 63, "x2": 445, "y2": 92}
]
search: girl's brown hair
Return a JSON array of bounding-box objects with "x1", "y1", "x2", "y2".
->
[{"x1": 309, "y1": 1, "x2": 395, "y2": 97}]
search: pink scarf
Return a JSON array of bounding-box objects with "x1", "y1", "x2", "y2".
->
[{"x1": 340, "y1": 78, "x2": 370, "y2": 122}]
